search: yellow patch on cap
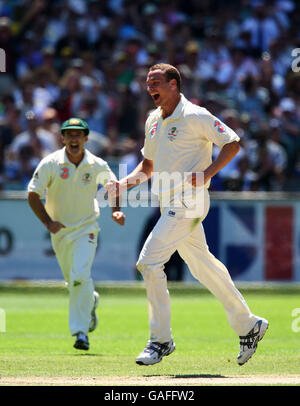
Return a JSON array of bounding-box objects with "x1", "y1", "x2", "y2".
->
[{"x1": 69, "y1": 119, "x2": 80, "y2": 125}]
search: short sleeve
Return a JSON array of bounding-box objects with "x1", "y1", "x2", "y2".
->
[
  {"x1": 141, "y1": 115, "x2": 155, "y2": 160},
  {"x1": 27, "y1": 158, "x2": 53, "y2": 197},
  {"x1": 96, "y1": 161, "x2": 117, "y2": 186},
  {"x1": 200, "y1": 111, "x2": 240, "y2": 148}
]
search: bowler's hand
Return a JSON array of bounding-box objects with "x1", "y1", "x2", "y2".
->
[
  {"x1": 105, "y1": 179, "x2": 127, "y2": 198},
  {"x1": 112, "y1": 211, "x2": 126, "y2": 226},
  {"x1": 105, "y1": 179, "x2": 120, "y2": 198},
  {"x1": 46, "y1": 220, "x2": 66, "y2": 234},
  {"x1": 186, "y1": 172, "x2": 207, "y2": 187}
]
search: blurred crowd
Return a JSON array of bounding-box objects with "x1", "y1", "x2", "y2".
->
[{"x1": 0, "y1": 0, "x2": 299, "y2": 192}]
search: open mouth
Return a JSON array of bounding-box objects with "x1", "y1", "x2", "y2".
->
[
  {"x1": 70, "y1": 144, "x2": 79, "y2": 153},
  {"x1": 152, "y1": 93, "x2": 160, "y2": 102}
]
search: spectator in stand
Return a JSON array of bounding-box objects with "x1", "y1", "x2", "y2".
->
[
  {"x1": 247, "y1": 127, "x2": 287, "y2": 191},
  {"x1": 40, "y1": 107, "x2": 61, "y2": 149},
  {"x1": 116, "y1": 85, "x2": 139, "y2": 140},
  {"x1": 7, "y1": 110, "x2": 56, "y2": 162},
  {"x1": 239, "y1": 75, "x2": 267, "y2": 121},
  {"x1": 56, "y1": 18, "x2": 88, "y2": 59},
  {"x1": 241, "y1": 2, "x2": 281, "y2": 56},
  {"x1": 4, "y1": 145, "x2": 40, "y2": 190},
  {"x1": 0, "y1": 117, "x2": 14, "y2": 190},
  {"x1": 216, "y1": 47, "x2": 260, "y2": 95},
  {"x1": 0, "y1": 0, "x2": 299, "y2": 191},
  {"x1": 80, "y1": 52, "x2": 105, "y2": 88},
  {"x1": 212, "y1": 109, "x2": 247, "y2": 190},
  {"x1": 71, "y1": 75, "x2": 110, "y2": 136},
  {"x1": 16, "y1": 31, "x2": 44, "y2": 80},
  {"x1": 31, "y1": 67, "x2": 59, "y2": 119},
  {"x1": 38, "y1": 46, "x2": 60, "y2": 83},
  {"x1": 14, "y1": 79, "x2": 35, "y2": 130},
  {"x1": 43, "y1": 1, "x2": 67, "y2": 47},
  {"x1": 77, "y1": 0, "x2": 110, "y2": 46},
  {"x1": 1, "y1": 93, "x2": 22, "y2": 137},
  {"x1": 236, "y1": 156, "x2": 259, "y2": 191},
  {"x1": 196, "y1": 32, "x2": 231, "y2": 83},
  {"x1": 0, "y1": 16, "x2": 17, "y2": 94},
  {"x1": 54, "y1": 68, "x2": 81, "y2": 122},
  {"x1": 276, "y1": 97, "x2": 300, "y2": 175}
]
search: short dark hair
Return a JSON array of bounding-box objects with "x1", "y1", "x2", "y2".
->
[{"x1": 149, "y1": 63, "x2": 181, "y2": 92}]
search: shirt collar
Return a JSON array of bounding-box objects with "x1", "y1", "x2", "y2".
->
[
  {"x1": 159, "y1": 93, "x2": 187, "y2": 121},
  {"x1": 58, "y1": 147, "x2": 95, "y2": 166},
  {"x1": 57, "y1": 147, "x2": 67, "y2": 164}
]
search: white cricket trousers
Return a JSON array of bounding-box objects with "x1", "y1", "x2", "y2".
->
[
  {"x1": 136, "y1": 189, "x2": 260, "y2": 343},
  {"x1": 51, "y1": 224, "x2": 98, "y2": 336}
]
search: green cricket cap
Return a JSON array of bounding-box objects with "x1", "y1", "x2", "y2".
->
[{"x1": 61, "y1": 117, "x2": 89, "y2": 135}]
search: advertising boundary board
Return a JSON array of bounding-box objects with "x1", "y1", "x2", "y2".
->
[{"x1": 0, "y1": 192, "x2": 299, "y2": 282}]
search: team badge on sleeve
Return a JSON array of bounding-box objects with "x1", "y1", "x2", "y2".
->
[
  {"x1": 150, "y1": 121, "x2": 158, "y2": 136},
  {"x1": 214, "y1": 120, "x2": 225, "y2": 133}
]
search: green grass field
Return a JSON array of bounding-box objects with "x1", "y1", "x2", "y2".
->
[{"x1": 0, "y1": 284, "x2": 300, "y2": 386}]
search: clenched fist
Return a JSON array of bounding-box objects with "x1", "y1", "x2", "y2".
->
[{"x1": 112, "y1": 211, "x2": 126, "y2": 226}]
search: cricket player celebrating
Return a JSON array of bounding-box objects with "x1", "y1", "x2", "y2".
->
[
  {"x1": 28, "y1": 118, "x2": 125, "y2": 350},
  {"x1": 106, "y1": 63, "x2": 268, "y2": 366}
]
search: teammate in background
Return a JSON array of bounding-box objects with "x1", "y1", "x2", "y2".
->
[
  {"x1": 106, "y1": 63, "x2": 268, "y2": 366},
  {"x1": 28, "y1": 118, "x2": 125, "y2": 351}
]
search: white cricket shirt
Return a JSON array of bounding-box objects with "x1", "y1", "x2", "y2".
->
[
  {"x1": 28, "y1": 147, "x2": 115, "y2": 229},
  {"x1": 142, "y1": 94, "x2": 240, "y2": 198}
]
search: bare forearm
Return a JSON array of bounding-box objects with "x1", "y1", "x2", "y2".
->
[
  {"x1": 105, "y1": 159, "x2": 153, "y2": 206},
  {"x1": 121, "y1": 159, "x2": 153, "y2": 190},
  {"x1": 204, "y1": 141, "x2": 240, "y2": 183},
  {"x1": 28, "y1": 192, "x2": 65, "y2": 233},
  {"x1": 111, "y1": 196, "x2": 121, "y2": 213},
  {"x1": 28, "y1": 192, "x2": 52, "y2": 228}
]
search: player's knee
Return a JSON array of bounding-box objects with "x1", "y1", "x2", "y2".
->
[
  {"x1": 70, "y1": 277, "x2": 92, "y2": 287},
  {"x1": 70, "y1": 267, "x2": 91, "y2": 286},
  {"x1": 136, "y1": 258, "x2": 146, "y2": 274},
  {"x1": 136, "y1": 258, "x2": 165, "y2": 279},
  {"x1": 136, "y1": 257, "x2": 156, "y2": 274}
]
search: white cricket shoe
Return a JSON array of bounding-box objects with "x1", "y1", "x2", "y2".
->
[
  {"x1": 136, "y1": 339, "x2": 175, "y2": 365},
  {"x1": 89, "y1": 291, "x2": 99, "y2": 333},
  {"x1": 74, "y1": 332, "x2": 89, "y2": 350},
  {"x1": 237, "y1": 318, "x2": 269, "y2": 366}
]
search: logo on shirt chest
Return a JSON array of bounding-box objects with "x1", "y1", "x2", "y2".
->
[
  {"x1": 167, "y1": 126, "x2": 178, "y2": 141},
  {"x1": 60, "y1": 167, "x2": 69, "y2": 179},
  {"x1": 82, "y1": 172, "x2": 92, "y2": 184}
]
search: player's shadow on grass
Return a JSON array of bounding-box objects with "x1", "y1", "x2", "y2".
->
[
  {"x1": 144, "y1": 374, "x2": 226, "y2": 379},
  {"x1": 72, "y1": 353, "x2": 103, "y2": 357},
  {"x1": 173, "y1": 374, "x2": 226, "y2": 379}
]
